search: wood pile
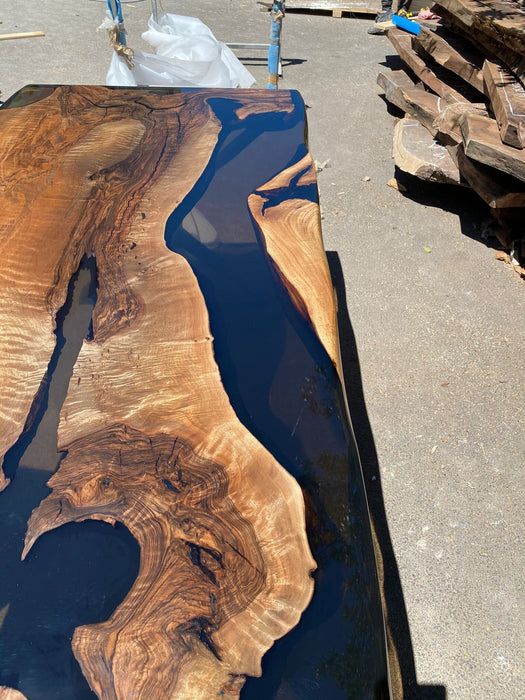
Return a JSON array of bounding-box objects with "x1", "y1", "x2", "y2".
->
[{"x1": 376, "y1": 0, "x2": 525, "y2": 271}]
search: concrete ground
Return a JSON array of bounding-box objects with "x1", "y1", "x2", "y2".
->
[{"x1": 1, "y1": 1, "x2": 523, "y2": 698}]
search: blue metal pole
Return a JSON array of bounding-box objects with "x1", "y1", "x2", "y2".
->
[
  {"x1": 267, "y1": 1, "x2": 285, "y2": 89},
  {"x1": 106, "y1": 0, "x2": 127, "y2": 46}
]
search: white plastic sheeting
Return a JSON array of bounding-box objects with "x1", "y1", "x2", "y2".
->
[{"x1": 106, "y1": 13, "x2": 255, "y2": 88}]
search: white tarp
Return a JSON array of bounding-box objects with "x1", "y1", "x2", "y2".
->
[{"x1": 106, "y1": 13, "x2": 255, "y2": 88}]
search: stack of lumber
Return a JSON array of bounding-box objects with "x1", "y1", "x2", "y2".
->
[{"x1": 377, "y1": 0, "x2": 525, "y2": 255}]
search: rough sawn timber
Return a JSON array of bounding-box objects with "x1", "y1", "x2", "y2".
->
[
  {"x1": 460, "y1": 111, "x2": 525, "y2": 181},
  {"x1": 412, "y1": 25, "x2": 486, "y2": 95},
  {"x1": 434, "y1": 0, "x2": 525, "y2": 58},
  {"x1": 0, "y1": 85, "x2": 315, "y2": 700},
  {"x1": 455, "y1": 144, "x2": 525, "y2": 207},
  {"x1": 248, "y1": 154, "x2": 343, "y2": 379},
  {"x1": 434, "y1": 3, "x2": 525, "y2": 86},
  {"x1": 393, "y1": 116, "x2": 462, "y2": 184},
  {"x1": 483, "y1": 58, "x2": 525, "y2": 148}
]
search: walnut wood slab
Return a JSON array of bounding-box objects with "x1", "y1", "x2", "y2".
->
[
  {"x1": 247, "y1": 154, "x2": 343, "y2": 379},
  {"x1": 434, "y1": 3, "x2": 525, "y2": 87},
  {"x1": 0, "y1": 86, "x2": 317, "y2": 699},
  {"x1": 0, "y1": 689, "x2": 28, "y2": 700},
  {"x1": 455, "y1": 144, "x2": 525, "y2": 207},
  {"x1": 377, "y1": 68, "x2": 489, "y2": 143}
]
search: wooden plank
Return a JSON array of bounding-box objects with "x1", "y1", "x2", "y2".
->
[
  {"x1": 434, "y1": 3, "x2": 525, "y2": 86},
  {"x1": 412, "y1": 25, "x2": 486, "y2": 95},
  {"x1": 387, "y1": 27, "x2": 470, "y2": 102},
  {"x1": 377, "y1": 68, "x2": 441, "y2": 134},
  {"x1": 377, "y1": 68, "x2": 489, "y2": 140},
  {"x1": 483, "y1": 58, "x2": 525, "y2": 149},
  {"x1": 258, "y1": 0, "x2": 380, "y2": 13},
  {"x1": 393, "y1": 116, "x2": 462, "y2": 184},
  {"x1": 455, "y1": 143, "x2": 525, "y2": 207},
  {"x1": 434, "y1": 0, "x2": 525, "y2": 57},
  {"x1": 0, "y1": 85, "x2": 388, "y2": 700},
  {"x1": 461, "y1": 111, "x2": 525, "y2": 181},
  {"x1": 0, "y1": 30, "x2": 44, "y2": 41}
]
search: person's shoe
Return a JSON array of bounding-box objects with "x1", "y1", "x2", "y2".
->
[{"x1": 367, "y1": 10, "x2": 394, "y2": 34}]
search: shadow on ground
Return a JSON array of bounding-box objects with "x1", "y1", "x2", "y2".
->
[
  {"x1": 327, "y1": 252, "x2": 447, "y2": 700},
  {"x1": 392, "y1": 169, "x2": 505, "y2": 249}
]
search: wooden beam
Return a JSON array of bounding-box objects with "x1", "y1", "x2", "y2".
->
[
  {"x1": 412, "y1": 25, "x2": 486, "y2": 95},
  {"x1": 387, "y1": 27, "x2": 470, "y2": 102},
  {"x1": 434, "y1": 0, "x2": 525, "y2": 58},
  {"x1": 455, "y1": 144, "x2": 525, "y2": 207},
  {"x1": 434, "y1": 3, "x2": 525, "y2": 87},
  {"x1": 433, "y1": 98, "x2": 490, "y2": 145},
  {"x1": 483, "y1": 58, "x2": 525, "y2": 149},
  {"x1": 461, "y1": 112, "x2": 525, "y2": 181},
  {"x1": 377, "y1": 68, "x2": 441, "y2": 134}
]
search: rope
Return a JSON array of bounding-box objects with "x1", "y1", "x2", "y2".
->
[{"x1": 99, "y1": 16, "x2": 135, "y2": 69}]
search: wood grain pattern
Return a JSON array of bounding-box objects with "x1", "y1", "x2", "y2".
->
[
  {"x1": 0, "y1": 689, "x2": 28, "y2": 700},
  {"x1": 248, "y1": 154, "x2": 343, "y2": 379},
  {"x1": 0, "y1": 86, "x2": 316, "y2": 699}
]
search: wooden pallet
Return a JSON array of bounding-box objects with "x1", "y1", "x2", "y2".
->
[{"x1": 258, "y1": 0, "x2": 381, "y2": 17}]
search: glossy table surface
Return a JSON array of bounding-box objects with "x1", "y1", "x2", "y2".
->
[{"x1": 0, "y1": 86, "x2": 389, "y2": 700}]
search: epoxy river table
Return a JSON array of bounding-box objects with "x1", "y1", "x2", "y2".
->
[{"x1": 0, "y1": 86, "x2": 389, "y2": 699}]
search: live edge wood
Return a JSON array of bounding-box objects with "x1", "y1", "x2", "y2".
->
[
  {"x1": 0, "y1": 86, "x2": 316, "y2": 699},
  {"x1": 248, "y1": 154, "x2": 343, "y2": 380},
  {"x1": 386, "y1": 28, "x2": 467, "y2": 102}
]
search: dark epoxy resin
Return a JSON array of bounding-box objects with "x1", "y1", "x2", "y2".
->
[{"x1": 165, "y1": 92, "x2": 389, "y2": 699}]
